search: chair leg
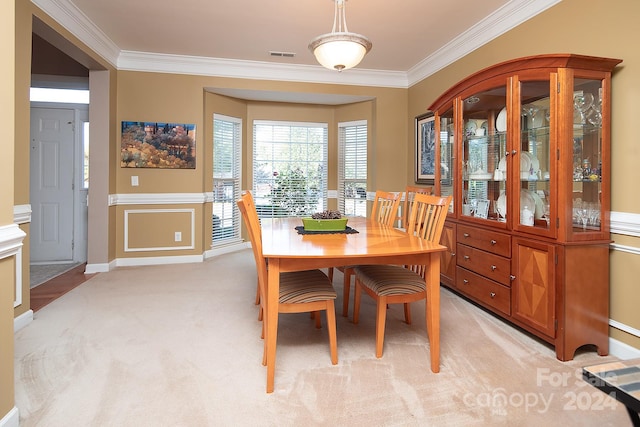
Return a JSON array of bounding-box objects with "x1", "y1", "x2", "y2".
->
[
  {"x1": 262, "y1": 322, "x2": 267, "y2": 365},
  {"x1": 255, "y1": 279, "x2": 260, "y2": 305},
  {"x1": 404, "y1": 303, "x2": 412, "y2": 325},
  {"x1": 353, "y1": 278, "x2": 362, "y2": 324},
  {"x1": 342, "y1": 267, "x2": 353, "y2": 317},
  {"x1": 326, "y1": 301, "x2": 338, "y2": 365},
  {"x1": 314, "y1": 311, "x2": 322, "y2": 329},
  {"x1": 375, "y1": 296, "x2": 388, "y2": 358},
  {"x1": 328, "y1": 267, "x2": 334, "y2": 282}
]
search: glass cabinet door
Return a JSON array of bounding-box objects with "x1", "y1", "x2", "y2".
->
[
  {"x1": 460, "y1": 86, "x2": 507, "y2": 223},
  {"x1": 571, "y1": 77, "x2": 604, "y2": 236},
  {"x1": 438, "y1": 106, "x2": 455, "y2": 213},
  {"x1": 515, "y1": 79, "x2": 553, "y2": 235}
]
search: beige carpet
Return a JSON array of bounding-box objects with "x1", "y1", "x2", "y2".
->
[{"x1": 14, "y1": 249, "x2": 629, "y2": 426}]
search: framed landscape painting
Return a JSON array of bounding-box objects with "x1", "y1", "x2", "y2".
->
[
  {"x1": 121, "y1": 121, "x2": 196, "y2": 168},
  {"x1": 416, "y1": 112, "x2": 436, "y2": 184}
]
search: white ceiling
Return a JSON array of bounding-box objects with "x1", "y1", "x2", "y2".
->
[{"x1": 33, "y1": 0, "x2": 561, "y2": 98}]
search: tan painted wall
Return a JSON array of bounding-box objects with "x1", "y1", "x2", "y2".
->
[
  {"x1": 116, "y1": 71, "x2": 405, "y2": 255},
  {"x1": 1, "y1": 0, "x2": 15, "y2": 418},
  {"x1": 5, "y1": 1, "x2": 640, "y2": 420},
  {"x1": 408, "y1": 0, "x2": 640, "y2": 349}
]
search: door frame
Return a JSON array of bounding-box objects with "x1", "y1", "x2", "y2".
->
[{"x1": 30, "y1": 102, "x2": 89, "y2": 264}]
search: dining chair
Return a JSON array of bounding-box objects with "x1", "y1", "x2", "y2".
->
[
  {"x1": 400, "y1": 185, "x2": 433, "y2": 230},
  {"x1": 352, "y1": 193, "x2": 452, "y2": 358},
  {"x1": 328, "y1": 190, "x2": 402, "y2": 317},
  {"x1": 237, "y1": 191, "x2": 338, "y2": 366}
]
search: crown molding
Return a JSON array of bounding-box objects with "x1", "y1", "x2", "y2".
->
[
  {"x1": 117, "y1": 51, "x2": 408, "y2": 88},
  {"x1": 33, "y1": 0, "x2": 559, "y2": 88},
  {"x1": 407, "y1": 0, "x2": 562, "y2": 87},
  {"x1": 31, "y1": 0, "x2": 120, "y2": 67}
]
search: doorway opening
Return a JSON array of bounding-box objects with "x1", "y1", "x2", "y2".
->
[{"x1": 30, "y1": 87, "x2": 89, "y2": 286}]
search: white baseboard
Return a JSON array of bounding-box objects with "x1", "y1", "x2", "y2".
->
[
  {"x1": 609, "y1": 337, "x2": 640, "y2": 360},
  {"x1": 115, "y1": 254, "x2": 204, "y2": 267},
  {"x1": 13, "y1": 310, "x2": 33, "y2": 332},
  {"x1": 85, "y1": 261, "x2": 112, "y2": 274},
  {"x1": 0, "y1": 407, "x2": 19, "y2": 427},
  {"x1": 204, "y1": 241, "x2": 250, "y2": 259}
]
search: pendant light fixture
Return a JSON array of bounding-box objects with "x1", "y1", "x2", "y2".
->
[{"x1": 308, "y1": 0, "x2": 372, "y2": 71}]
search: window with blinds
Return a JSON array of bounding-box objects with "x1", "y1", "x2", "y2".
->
[
  {"x1": 338, "y1": 120, "x2": 368, "y2": 216},
  {"x1": 213, "y1": 114, "x2": 242, "y2": 246},
  {"x1": 253, "y1": 120, "x2": 328, "y2": 217}
]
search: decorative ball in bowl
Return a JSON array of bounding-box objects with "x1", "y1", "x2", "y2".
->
[{"x1": 302, "y1": 210, "x2": 348, "y2": 231}]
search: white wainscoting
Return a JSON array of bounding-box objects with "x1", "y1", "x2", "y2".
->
[{"x1": 124, "y1": 208, "x2": 195, "y2": 252}]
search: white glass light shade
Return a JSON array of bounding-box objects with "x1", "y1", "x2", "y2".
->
[{"x1": 309, "y1": 33, "x2": 371, "y2": 71}]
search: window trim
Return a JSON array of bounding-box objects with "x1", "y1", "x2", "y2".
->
[
  {"x1": 338, "y1": 119, "x2": 368, "y2": 217},
  {"x1": 212, "y1": 113, "x2": 242, "y2": 247}
]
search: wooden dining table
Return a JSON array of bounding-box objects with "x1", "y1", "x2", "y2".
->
[{"x1": 260, "y1": 216, "x2": 447, "y2": 393}]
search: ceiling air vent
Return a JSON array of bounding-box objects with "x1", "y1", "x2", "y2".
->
[{"x1": 269, "y1": 51, "x2": 296, "y2": 58}]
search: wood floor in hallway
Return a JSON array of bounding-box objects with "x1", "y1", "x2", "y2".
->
[{"x1": 30, "y1": 263, "x2": 96, "y2": 312}]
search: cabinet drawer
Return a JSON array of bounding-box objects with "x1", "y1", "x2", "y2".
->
[
  {"x1": 456, "y1": 267, "x2": 511, "y2": 316},
  {"x1": 456, "y1": 244, "x2": 511, "y2": 286},
  {"x1": 457, "y1": 224, "x2": 511, "y2": 257}
]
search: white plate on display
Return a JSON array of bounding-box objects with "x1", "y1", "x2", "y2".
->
[
  {"x1": 495, "y1": 189, "x2": 544, "y2": 219},
  {"x1": 530, "y1": 190, "x2": 545, "y2": 219},
  {"x1": 520, "y1": 151, "x2": 532, "y2": 172},
  {"x1": 496, "y1": 107, "x2": 507, "y2": 132},
  {"x1": 531, "y1": 155, "x2": 540, "y2": 174},
  {"x1": 498, "y1": 155, "x2": 507, "y2": 172},
  {"x1": 496, "y1": 191, "x2": 507, "y2": 218},
  {"x1": 465, "y1": 120, "x2": 477, "y2": 135},
  {"x1": 499, "y1": 152, "x2": 541, "y2": 176}
]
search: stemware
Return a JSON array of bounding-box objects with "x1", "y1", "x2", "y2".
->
[
  {"x1": 573, "y1": 93, "x2": 594, "y2": 124},
  {"x1": 585, "y1": 108, "x2": 602, "y2": 126},
  {"x1": 522, "y1": 103, "x2": 542, "y2": 128},
  {"x1": 543, "y1": 203, "x2": 551, "y2": 227}
]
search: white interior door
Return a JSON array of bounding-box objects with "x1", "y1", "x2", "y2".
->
[{"x1": 30, "y1": 107, "x2": 75, "y2": 262}]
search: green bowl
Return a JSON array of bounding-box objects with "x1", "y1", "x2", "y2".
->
[{"x1": 302, "y1": 217, "x2": 348, "y2": 231}]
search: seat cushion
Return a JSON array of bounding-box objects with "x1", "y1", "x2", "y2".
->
[
  {"x1": 353, "y1": 265, "x2": 425, "y2": 296},
  {"x1": 279, "y1": 270, "x2": 337, "y2": 304}
]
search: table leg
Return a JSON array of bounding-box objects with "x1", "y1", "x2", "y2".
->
[
  {"x1": 266, "y1": 258, "x2": 280, "y2": 393},
  {"x1": 425, "y1": 251, "x2": 440, "y2": 373},
  {"x1": 626, "y1": 406, "x2": 640, "y2": 427}
]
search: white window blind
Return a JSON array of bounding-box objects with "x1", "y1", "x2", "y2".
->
[
  {"x1": 338, "y1": 120, "x2": 368, "y2": 216},
  {"x1": 213, "y1": 114, "x2": 242, "y2": 246},
  {"x1": 253, "y1": 120, "x2": 328, "y2": 217}
]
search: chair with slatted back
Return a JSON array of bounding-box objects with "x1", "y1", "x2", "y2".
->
[
  {"x1": 328, "y1": 190, "x2": 402, "y2": 317},
  {"x1": 352, "y1": 193, "x2": 452, "y2": 358},
  {"x1": 237, "y1": 191, "x2": 338, "y2": 366},
  {"x1": 400, "y1": 185, "x2": 433, "y2": 230}
]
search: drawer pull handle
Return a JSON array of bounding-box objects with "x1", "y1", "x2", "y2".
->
[
  {"x1": 451, "y1": 252, "x2": 456, "y2": 257},
  {"x1": 463, "y1": 233, "x2": 470, "y2": 238},
  {"x1": 463, "y1": 279, "x2": 469, "y2": 285},
  {"x1": 490, "y1": 292, "x2": 496, "y2": 298},
  {"x1": 463, "y1": 255, "x2": 470, "y2": 260},
  {"x1": 490, "y1": 239, "x2": 497, "y2": 245},
  {"x1": 491, "y1": 265, "x2": 497, "y2": 271},
  {"x1": 510, "y1": 275, "x2": 516, "y2": 281}
]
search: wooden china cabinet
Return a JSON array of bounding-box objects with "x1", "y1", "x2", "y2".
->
[{"x1": 428, "y1": 54, "x2": 622, "y2": 361}]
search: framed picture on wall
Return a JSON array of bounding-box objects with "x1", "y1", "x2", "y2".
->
[
  {"x1": 121, "y1": 121, "x2": 196, "y2": 168},
  {"x1": 416, "y1": 112, "x2": 436, "y2": 184}
]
